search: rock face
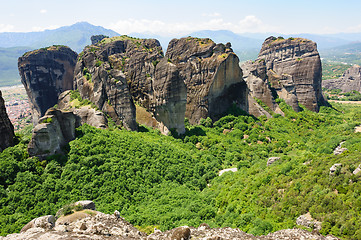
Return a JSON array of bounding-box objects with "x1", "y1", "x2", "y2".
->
[
  {"x1": 74, "y1": 36, "x2": 163, "y2": 131},
  {"x1": 165, "y1": 38, "x2": 247, "y2": 125},
  {"x1": 242, "y1": 36, "x2": 327, "y2": 113},
  {"x1": 28, "y1": 91, "x2": 108, "y2": 157},
  {"x1": 28, "y1": 108, "x2": 79, "y2": 157},
  {"x1": 323, "y1": 65, "x2": 361, "y2": 92},
  {"x1": 18, "y1": 45, "x2": 78, "y2": 124},
  {"x1": 0, "y1": 90, "x2": 14, "y2": 151},
  {"x1": 74, "y1": 36, "x2": 247, "y2": 134}
]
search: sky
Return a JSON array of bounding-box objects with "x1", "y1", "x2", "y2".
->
[{"x1": 1, "y1": 0, "x2": 361, "y2": 36}]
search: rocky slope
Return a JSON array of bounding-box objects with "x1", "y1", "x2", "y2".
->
[
  {"x1": 322, "y1": 65, "x2": 361, "y2": 92},
  {"x1": 18, "y1": 45, "x2": 78, "y2": 124},
  {"x1": 242, "y1": 36, "x2": 327, "y2": 113},
  {"x1": 0, "y1": 90, "x2": 14, "y2": 152},
  {"x1": 1, "y1": 201, "x2": 340, "y2": 240}
]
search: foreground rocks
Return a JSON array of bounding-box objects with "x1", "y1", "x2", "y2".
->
[
  {"x1": 323, "y1": 65, "x2": 361, "y2": 93},
  {"x1": 3, "y1": 203, "x2": 340, "y2": 240},
  {"x1": 242, "y1": 36, "x2": 327, "y2": 114},
  {"x1": 0, "y1": 90, "x2": 14, "y2": 152},
  {"x1": 18, "y1": 45, "x2": 78, "y2": 124}
]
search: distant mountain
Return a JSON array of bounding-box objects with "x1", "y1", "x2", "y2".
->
[
  {"x1": 319, "y1": 42, "x2": 361, "y2": 65},
  {"x1": 0, "y1": 47, "x2": 32, "y2": 86},
  {"x1": 0, "y1": 22, "x2": 120, "y2": 87},
  {"x1": 0, "y1": 22, "x2": 119, "y2": 53}
]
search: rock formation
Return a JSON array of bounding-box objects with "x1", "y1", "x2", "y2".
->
[
  {"x1": 296, "y1": 212, "x2": 322, "y2": 231},
  {"x1": 28, "y1": 108, "x2": 79, "y2": 157},
  {"x1": 18, "y1": 45, "x2": 78, "y2": 124},
  {"x1": 242, "y1": 36, "x2": 327, "y2": 113},
  {"x1": 28, "y1": 91, "x2": 107, "y2": 157},
  {"x1": 91, "y1": 34, "x2": 109, "y2": 45},
  {"x1": 322, "y1": 65, "x2": 361, "y2": 92},
  {"x1": 74, "y1": 36, "x2": 247, "y2": 134},
  {"x1": 165, "y1": 38, "x2": 247, "y2": 125},
  {"x1": 74, "y1": 36, "x2": 163, "y2": 131},
  {"x1": 0, "y1": 90, "x2": 15, "y2": 151},
  {"x1": 3, "y1": 201, "x2": 340, "y2": 240}
]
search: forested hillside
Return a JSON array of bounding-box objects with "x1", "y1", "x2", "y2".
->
[{"x1": 1, "y1": 102, "x2": 361, "y2": 239}]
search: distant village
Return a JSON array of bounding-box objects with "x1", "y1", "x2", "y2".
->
[{"x1": 1, "y1": 85, "x2": 31, "y2": 130}]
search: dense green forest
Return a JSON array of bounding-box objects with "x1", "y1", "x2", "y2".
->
[{"x1": 1, "y1": 101, "x2": 361, "y2": 239}]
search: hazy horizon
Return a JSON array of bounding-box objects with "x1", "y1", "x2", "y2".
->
[{"x1": 1, "y1": 0, "x2": 361, "y2": 36}]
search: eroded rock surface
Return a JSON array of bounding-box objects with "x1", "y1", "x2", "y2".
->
[
  {"x1": 323, "y1": 65, "x2": 361, "y2": 92},
  {"x1": 18, "y1": 45, "x2": 77, "y2": 124},
  {"x1": 28, "y1": 108, "x2": 79, "y2": 157},
  {"x1": 165, "y1": 38, "x2": 247, "y2": 125},
  {"x1": 74, "y1": 36, "x2": 165, "y2": 131},
  {"x1": 0, "y1": 90, "x2": 14, "y2": 151},
  {"x1": 242, "y1": 36, "x2": 327, "y2": 114}
]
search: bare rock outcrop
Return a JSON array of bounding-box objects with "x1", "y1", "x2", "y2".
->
[
  {"x1": 165, "y1": 38, "x2": 248, "y2": 125},
  {"x1": 296, "y1": 212, "x2": 322, "y2": 231},
  {"x1": 18, "y1": 45, "x2": 78, "y2": 124},
  {"x1": 323, "y1": 65, "x2": 361, "y2": 92},
  {"x1": 58, "y1": 90, "x2": 107, "y2": 129},
  {"x1": 74, "y1": 36, "x2": 164, "y2": 131},
  {"x1": 242, "y1": 36, "x2": 327, "y2": 113},
  {"x1": 2, "y1": 202, "x2": 341, "y2": 240},
  {"x1": 28, "y1": 108, "x2": 79, "y2": 157},
  {"x1": 148, "y1": 224, "x2": 339, "y2": 240},
  {"x1": 0, "y1": 90, "x2": 14, "y2": 151}
]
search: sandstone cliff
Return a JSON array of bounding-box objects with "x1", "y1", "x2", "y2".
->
[
  {"x1": 28, "y1": 91, "x2": 107, "y2": 157},
  {"x1": 165, "y1": 38, "x2": 247, "y2": 125},
  {"x1": 18, "y1": 45, "x2": 78, "y2": 124},
  {"x1": 74, "y1": 36, "x2": 164, "y2": 131},
  {"x1": 0, "y1": 90, "x2": 14, "y2": 152},
  {"x1": 322, "y1": 65, "x2": 361, "y2": 92},
  {"x1": 74, "y1": 36, "x2": 247, "y2": 134},
  {"x1": 243, "y1": 36, "x2": 327, "y2": 113}
]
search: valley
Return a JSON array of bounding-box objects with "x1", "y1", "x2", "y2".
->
[{"x1": 1, "y1": 21, "x2": 361, "y2": 240}]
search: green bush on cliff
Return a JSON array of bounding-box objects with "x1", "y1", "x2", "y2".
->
[{"x1": 0, "y1": 102, "x2": 361, "y2": 239}]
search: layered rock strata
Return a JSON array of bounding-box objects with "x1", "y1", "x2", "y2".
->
[
  {"x1": 18, "y1": 46, "x2": 78, "y2": 124},
  {"x1": 74, "y1": 36, "x2": 247, "y2": 134},
  {"x1": 322, "y1": 65, "x2": 361, "y2": 92},
  {"x1": 242, "y1": 36, "x2": 327, "y2": 113},
  {"x1": 165, "y1": 38, "x2": 247, "y2": 125},
  {"x1": 74, "y1": 36, "x2": 163, "y2": 131},
  {"x1": 0, "y1": 90, "x2": 15, "y2": 151}
]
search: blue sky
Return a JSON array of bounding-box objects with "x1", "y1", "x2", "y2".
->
[{"x1": 1, "y1": 0, "x2": 361, "y2": 35}]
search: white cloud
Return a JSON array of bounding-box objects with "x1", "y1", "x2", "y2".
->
[
  {"x1": 32, "y1": 25, "x2": 60, "y2": 32},
  {"x1": 108, "y1": 15, "x2": 277, "y2": 36},
  {"x1": 0, "y1": 23, "x2": 14, "y2": 32},
  {"x1": 345, "y1": 24, "x2": 361, "y2": 33},
  {"x1": 40, "y1": 9, "x2": 47, "y2": 14}
]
